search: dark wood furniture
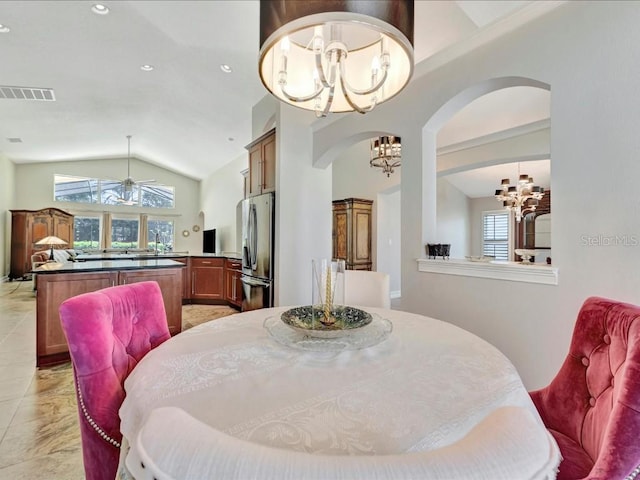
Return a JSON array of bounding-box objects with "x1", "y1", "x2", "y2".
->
[
  {"x1": 10, "y1": 208, "x2": 74, "y2": 280},
  {"x1": 516, "y1": 190, "x2": 551, "y2": 262},
  {"x1": 332, "y1": 198, "x2": 373, "y2": 271},
  {"x1": 190, "y1": 257, "x2": 225, "y2": 301},
  {"x1": 246, "y1": 128, "x2": 276, "y2": 197},
  {"x1": 224, "y1": 258, "x2": 243, "y2": 308},
  {"x1": 34, "y1": 260, "x2": 183, "y2": 367}
]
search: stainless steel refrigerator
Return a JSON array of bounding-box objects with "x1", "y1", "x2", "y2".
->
[{"x1": 240, "y1": 192, "x2": 275, "y2": 311}]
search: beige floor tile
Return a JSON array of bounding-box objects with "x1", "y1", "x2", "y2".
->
[
  {"x1": 0, "y1": 362, "x2": 35, "y2": 382},
  {"x1": 0, "y1": 376, "x2": 33, "y2": 403},
  {"x1": 0, "y1": 279, "x2": 236, "y2": 477},
  {"x1": 0, "y1": 445, "x2": 84, "y2": 480},
  {"x1": 0, "y1": 409, "x2": 81, "y2": 468},
  {"x1": 0, "y1": 398, "x2": 21, "y2": 432}
]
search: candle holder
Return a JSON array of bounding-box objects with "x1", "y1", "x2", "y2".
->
[{"x1": 311, "y1": 259, "x2": 345, "y2": 326}]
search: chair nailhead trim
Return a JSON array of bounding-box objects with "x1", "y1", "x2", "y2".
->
[
  {"x1": 626, "y1": 465, "x2": 640, "y2": 480},
  {"x1": 76, "y1": 380, "x2": 121, "y2": 448}
]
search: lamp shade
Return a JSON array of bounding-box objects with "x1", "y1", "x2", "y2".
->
[
  {"x1": 259, "y1": 0, "x2": 414, "y2": 116},
  {"x1": 35, "y1": 236, "x2": 67, "y2": 247},
  {"x1": 35, "y1": 235, "x2": 67, "y2": 260}
]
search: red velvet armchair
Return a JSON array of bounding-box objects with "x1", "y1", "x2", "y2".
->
[
  {"x1": 59, "y1": 281, "x2": 171, "y2": 480},
  {"x1": 529, "y1": 296, "x2": 640, "y2": 480}
]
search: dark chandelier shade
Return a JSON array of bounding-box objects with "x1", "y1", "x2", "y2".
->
[
  {"x1": 370, "y1": 135, "x2": 401, "y2": 177},
  {"x1": 494, "y1": 173, "x2": 545, "y2": 222},
  {"x1": 258, "y1": 0, "x2": 415, "y2": 117}
]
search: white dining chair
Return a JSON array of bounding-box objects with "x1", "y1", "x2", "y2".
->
[
  {"x1": 128, "y1": 406, "x2": 560, "y2": 480},
  {"x1": 344, "y1": 270, "x2": 391, "y2": 308}
]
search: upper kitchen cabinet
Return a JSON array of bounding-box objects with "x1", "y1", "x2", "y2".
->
[{"x1": 246, "y1": 128, "x2": 276, "y2": 197}]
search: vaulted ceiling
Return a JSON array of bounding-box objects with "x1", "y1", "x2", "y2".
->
[{"x1": 0, "y1": 1, "x2": 557, "y2": 181}]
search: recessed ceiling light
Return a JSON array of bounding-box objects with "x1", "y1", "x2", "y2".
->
[
  {"x1": 91, "y1": 4, "x2": 109, "y2": 15},
  {"x1": 0, "y1": 24, "x2": 10, "y2": 33},
  {"x1": 140, "y1": 65, "x2": 154, "y2": 72},
  {"x1": 220, "y1": 64, "x2": 232, "y2": 73}
]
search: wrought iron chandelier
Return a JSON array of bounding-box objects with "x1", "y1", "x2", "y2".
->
[
  {"x1": 494, "y1": 166, "x2": 545, "y2": 222},
  {"x1": 258, "y1": 1, "x2": 414, "y2": 117},
  {"x1": 370, "y1": 135, "x2": 401, "y2": 177}
]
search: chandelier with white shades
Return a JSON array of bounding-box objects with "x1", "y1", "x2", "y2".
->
[{"x1": 258, "y1": 1, "x2": 414, "y2": 117}]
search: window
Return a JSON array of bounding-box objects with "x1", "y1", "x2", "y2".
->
[
  {"x1": 54, "y1": 175, "x2": 99, "y2": 204},
  {"x1": 111, "y1": 217, "x2": 140, "y2": 249},
  {"x1": 483, "y1": 211, "x2": 509, "y2": 260},
  {"x1": 74, "y1": 216, "x2": 101, "y2": 249},
  {"x1": 54, "y1": 175, "x2": 175, "y2": 209},
  {"x1": 147, "y1": 219, "x2": 175, "y2": 253}
]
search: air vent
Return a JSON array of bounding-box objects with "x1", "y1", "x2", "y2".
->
[
  {"x1": 0, "y1": 86, "x2": 56, "y2": 101},
  {"x1": 7, "y1": 138, "x2": 22, "y2": 143}
]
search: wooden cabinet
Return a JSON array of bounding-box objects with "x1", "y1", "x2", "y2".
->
[
  {"x1": 246, "y1": 128, "x2": 275, "y2": 197},
  {"x1": 35, "y1": 266, "x2": 184, "y2": 367},
  {"x1": 332, "y1": 198, "x2": 373, "y2": 271},
  {"x1": 119, "y1": 269, "x2": 183, "y2": 335},
  {"x1": 172, "y1": 257, "x2": 191, "y2": 302},
  {"x1": 190, "y1": 257, "x2": 225, "y2": 301},
  {"x1": 224, "y1": 258, "x2": 243, "y2": 308},
  {"x1": 10, "y1": 208, "x2": 74, "y2": 280}
]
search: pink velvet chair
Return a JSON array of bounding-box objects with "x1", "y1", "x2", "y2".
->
[
  {"x1": 59, "y1": 281, "x2": 171, "y2": 480},
  {"x1": 529, "y1": 296, "x2": 640, "y2": 480}
]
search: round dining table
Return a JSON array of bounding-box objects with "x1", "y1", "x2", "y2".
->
[{"x1": 118, "y1": 306, "x2": 560, "y2": 479}]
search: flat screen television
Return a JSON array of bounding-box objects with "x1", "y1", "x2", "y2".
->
[{"x1": 203, "y1": 228, "x2": 216, "y2": 254}]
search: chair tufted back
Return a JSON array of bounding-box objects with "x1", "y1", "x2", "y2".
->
[
  {"x1": 530, "y1": 296, "x2": 640, "y2": 480},
  {"x1": 59, "y1": 281, "x2": 171, "y2": 480}
]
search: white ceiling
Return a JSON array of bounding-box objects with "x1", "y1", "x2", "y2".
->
[{"x1": 0, "y1": 0, "x2": 552, "y2": 182}]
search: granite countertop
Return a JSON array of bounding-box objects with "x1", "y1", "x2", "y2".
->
[
  {"x1": 33, "y1": 258, "x2": 186, "y2": 274},
  {"x1": 76, "y1": 252, "x2": 242, "y2": 261}
]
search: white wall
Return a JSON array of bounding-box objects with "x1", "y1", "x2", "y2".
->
[
  {"x1": 0, "y1": 155, "x2": 16, "y2": 278},
  {"x1": 435, "y1": 177, "x2": 470, "y2": 258},
  {"x1": 200, "y1": 153, "x2": 246, "y2": 254},
  {"x1": 332, "y1": 139, "x2": 402, "y2": 273},
  {"x1": 13, "y1": 157, "x2": 202, "y2": 253},
  {"x1": 275, "y1": 104, "x2": 333, "y2": 307},
  {"x1": 377, "y1": 188, "x2": 401, "y2": 295},
  {"x1": 310, "y1": 2, "x2": 640, "y2": 390}
]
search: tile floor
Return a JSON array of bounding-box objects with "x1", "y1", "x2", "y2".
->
[{"x1": 0, "y1": 280, "x2": 237, "y2": 478}]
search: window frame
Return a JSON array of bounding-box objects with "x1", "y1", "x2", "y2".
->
[{"x1": 482, "y1": 210, "x2": 512, "y2": 261}]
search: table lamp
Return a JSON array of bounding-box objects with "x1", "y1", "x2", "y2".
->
[{"x1": 35, "y1": 235, "x2": 68, "y2": 261}]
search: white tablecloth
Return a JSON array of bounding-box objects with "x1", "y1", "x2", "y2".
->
[{"x1": 119, "y1": 307, "x2": 559, "y2": 479}]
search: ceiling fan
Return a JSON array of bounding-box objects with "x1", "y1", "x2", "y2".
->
[{"x1": 116, "y1": 135, "x2": 155, "y2": 204}]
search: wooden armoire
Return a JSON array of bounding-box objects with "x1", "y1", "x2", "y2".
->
[
  {"x1": 10, "y1": 208, "x2": 74, "y2": 280},
  {"x1": 332, "y1": 198, "x2": 373, "y2": 270}
]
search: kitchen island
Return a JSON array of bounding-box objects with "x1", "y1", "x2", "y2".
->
[{"x1": 33, "y1": 259, "x2": 185, "y2": 367}]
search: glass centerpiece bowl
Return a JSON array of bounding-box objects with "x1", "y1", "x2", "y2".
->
[{"x1": 280, "y1": 305, "x2": 373, "y2": 338}]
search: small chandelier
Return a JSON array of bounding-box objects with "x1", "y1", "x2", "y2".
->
[
  {"x1": 258, "y1": 0, "x2": 414, "y2": 117},
  {"x1": 370, "y1": 135, "x2": 401, "y2": 177},
  {"x1": 495, "y1": 168, "x2": 545, "y2": 222}
]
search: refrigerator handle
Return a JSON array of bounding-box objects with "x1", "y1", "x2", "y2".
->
[{"x1": 250, "y1": 204, "x2": 258, "y2": 269}]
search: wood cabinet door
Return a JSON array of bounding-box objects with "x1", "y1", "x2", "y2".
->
[
  {"x1": 53, "y1": 213, "x2": 74, "y2": 246},
  {"x1": 224, "y1": 264, "x2": 242, "y2": 307},
  {"x1": 191, "y1": 259, "x2": 225, "y2": 300},
  {"x1": 261, "y1": 133, "x2": 276, "y2": 193},
  {"x1": 36, "y1": 271, "x2": 118, "y2": 366},
  {"x1": 119, "y1": 268, "x2": 183, "y2": 335},
  {"x1": 30, "y1": 214, "x2": 52, "y2": 251},
  {"x1": 248, "y1": 143, "x2": 263, "y2": 197}
]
